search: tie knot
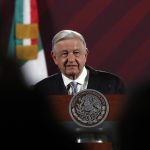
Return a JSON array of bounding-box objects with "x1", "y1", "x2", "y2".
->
[{"x1": 70, "y1": 81, "x2": 77, "y2": 87}]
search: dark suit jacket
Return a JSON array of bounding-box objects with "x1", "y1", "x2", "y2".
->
[{"x1": 34, "y1": 66, "x2": 126, "y2": 96}]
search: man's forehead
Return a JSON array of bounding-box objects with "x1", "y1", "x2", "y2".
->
[
  {"x1": 55, "y1": 39, "x2": 83, "y2": 49},
  {"x1": 56, "y1": 38, "x2": 81, "y2": 45}
]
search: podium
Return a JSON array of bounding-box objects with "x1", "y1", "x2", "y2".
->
[{"x1": 48, "y1": 95, "x2": 125, "y2": 150}]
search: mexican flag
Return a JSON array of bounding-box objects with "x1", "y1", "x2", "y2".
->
[{"x1": 8, "y1": 0, "x2": 48, "y2": 86}]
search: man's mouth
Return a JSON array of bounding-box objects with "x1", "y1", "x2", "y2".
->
[{"x1": 66, "y1": 65, "x2": 77, "y2": 68}]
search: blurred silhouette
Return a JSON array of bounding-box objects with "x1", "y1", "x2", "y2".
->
[
  {"x1": 0, "y1": 55, "x2": 83, "y2": 149},
  {"x1": 117, "y1": 80, "x2": 150, "y2": 150}
]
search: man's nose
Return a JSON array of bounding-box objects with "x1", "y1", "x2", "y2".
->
[{"x1": 67, "y1": 53, "x2": 75, "y2": 62}]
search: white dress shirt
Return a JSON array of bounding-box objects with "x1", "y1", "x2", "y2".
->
[{"x1": 61, "y1": 67, "x2": 89, "y2": 95}]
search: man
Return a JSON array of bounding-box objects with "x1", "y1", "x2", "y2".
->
[
  {"x1": 34, "y1": 30, "x2": 125, "y2": 96},
  {"x1": 34, "y1": 30, "x2": 126, "y2": 149}
]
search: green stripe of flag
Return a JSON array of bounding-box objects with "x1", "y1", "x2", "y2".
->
[
  {"x1": 15, "y1": 0, "x2": 23, "y2": 46},
  {"x1": 8, "y1": 16, "x2": 16, "y2": 57},
  {"x1": 15, "y1": 0, "x2": 23, "y2": 23}
]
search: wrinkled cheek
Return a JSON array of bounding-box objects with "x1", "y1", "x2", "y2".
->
[
  {"x1": 78, "y1": 58, "x2": 86, "y2": 65},
  {"x1": 60, "y1": 60, "x2": 66, "y2": 68}
]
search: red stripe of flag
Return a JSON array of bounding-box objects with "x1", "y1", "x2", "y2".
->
[{"x1": 31, "y1": 0, "x2": 38, "y2": 45}]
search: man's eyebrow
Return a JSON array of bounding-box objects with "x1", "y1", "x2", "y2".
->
[{"x1": 61, "y1": 49, "x2": 68, "y2": 52}]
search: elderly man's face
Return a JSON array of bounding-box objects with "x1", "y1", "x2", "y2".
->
[{"x1": 51, "y1": 38, "x2": 88, "y2": 79}]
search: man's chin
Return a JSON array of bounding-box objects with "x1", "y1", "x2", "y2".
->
[
  {"x1": 66, "y1": 71, "x2": 79, "y2": 79},
  {"x1": 66, "y1": 69, "x2": 77, "y2": 74}
]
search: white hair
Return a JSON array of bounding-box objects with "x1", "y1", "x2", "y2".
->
[{"x1": 52, "y1": 30, "x2": 87, "y2": 51}]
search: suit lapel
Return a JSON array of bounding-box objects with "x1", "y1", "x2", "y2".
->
[
  {"x1": 86, "y1": 66, "x2": 98, "y2": 90},
  {"x1": 57, "y1": 73, "x2": 68, "y2": 95},
  {"x1": 86, "y1": 66, "x2": 104, "y2": 92}
]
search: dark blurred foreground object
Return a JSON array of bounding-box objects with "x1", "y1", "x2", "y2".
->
[
  {"x1": 117, "y1": 80, "x2": 150, "y2": 150},
  {"x1": 0, "y1": 56, "x2": 83, "y2": 149}
]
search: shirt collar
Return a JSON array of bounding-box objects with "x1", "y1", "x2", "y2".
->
[{"x1": 62, "y1": 67, "x2": 87, "y2": 87}]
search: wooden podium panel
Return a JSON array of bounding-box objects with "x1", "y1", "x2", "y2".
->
[
  {"x1": 47, "y1": 95, "x2": 125, "y2": 150},
  {"x1": 48, "y1": 95, "x2": 125, "y2": 122}
]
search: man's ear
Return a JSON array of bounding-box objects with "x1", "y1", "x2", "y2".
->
[
  {"x1": 85, "y1": 48, "x2": 89, "y2": 58},
  {"x1": 51, "y1": 51, "x2": 58, "y2": 65}
]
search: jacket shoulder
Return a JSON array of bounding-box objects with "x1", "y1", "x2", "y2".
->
[
  {"x1": 86, "y1": 65, "x2": 126, "y2": 93},
  {"x1": 87, "y1": 65, "x2": 120, "y2": 79},
  {"x1": 35, "y1": 73, "x2": 60, "y2": 86},
  {"x1": 33, "y1": 72, "x2": 64, "y2": 96}
]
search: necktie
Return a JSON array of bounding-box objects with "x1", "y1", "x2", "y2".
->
[{"x1": 70, "y1": 81, "x2": 78, "y2": 95}]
